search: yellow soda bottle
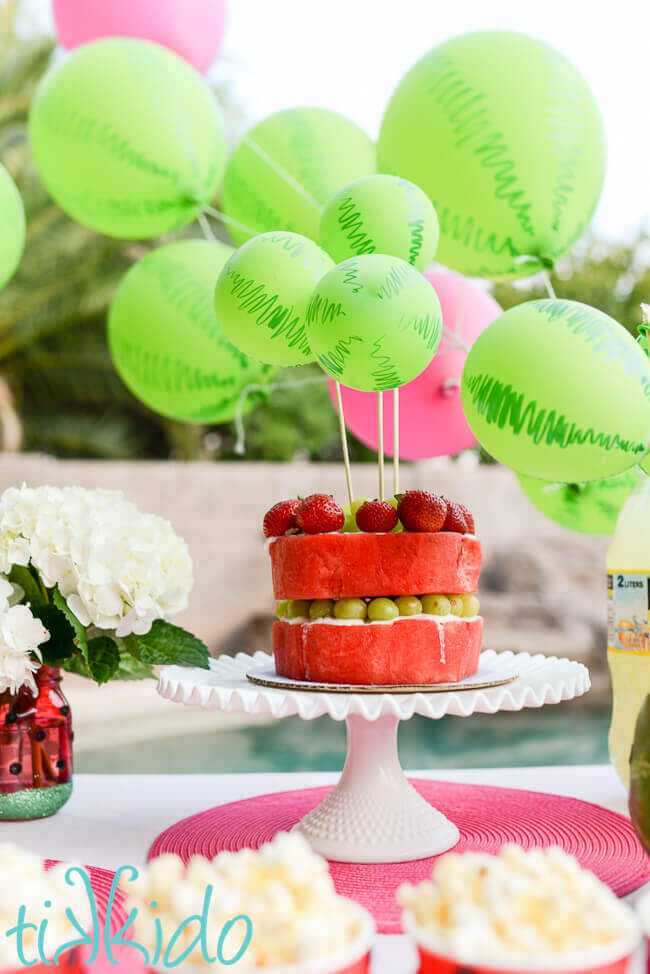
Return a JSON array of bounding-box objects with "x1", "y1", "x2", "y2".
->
[{"x1": 607, "y1": 469, "x2": 650, "y2": 788}]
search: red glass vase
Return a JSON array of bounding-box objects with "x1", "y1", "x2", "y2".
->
[{"x1": 0, "y1": 665, "x2": 73, "y2": 820}]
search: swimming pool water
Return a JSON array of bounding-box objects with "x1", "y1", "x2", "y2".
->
[{"x1": 77, "y1": 706, "x2": 610, "y2": 774}]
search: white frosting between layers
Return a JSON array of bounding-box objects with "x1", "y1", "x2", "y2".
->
[{"x1": 279, "y1": 613, "x2": 480, "y2": 626}]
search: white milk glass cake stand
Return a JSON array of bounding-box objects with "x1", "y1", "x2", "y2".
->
[{"x1": 157, "y1": 650, "x2": 590, "y2": 864}]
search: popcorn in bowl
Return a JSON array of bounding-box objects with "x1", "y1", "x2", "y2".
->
[
  {"x1": 121, "y1": 832, "x2": 373, "y2": 972},
  {"x1": 0, "y1": 844, "x2": 91, "y2": 971},
  {"x1": 633, "y1": 888, "x2": 650, "y2": 974},
  {"x1": 398, "y1": 845, "x2": 641, "y2": 973}
]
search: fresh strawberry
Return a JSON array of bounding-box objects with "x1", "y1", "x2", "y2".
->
[
  {"x1": 441, "y1": 501, "x2": 469, "y2": 534},
  {"x1": 397, "y1": 490, "x2": 448, "y2": 533},
  {"x1": 458, "y1": 502, "x2": 475, "y2": 534},
  {"x1": 355, "y1": 499, "x2": 399, "y2": 533},
  {"x1": 296, "y1": 494, "x2": 345, "y2": 534},
  {"x1": 263, "y1": 499, "x2": 301, "y2": 538}
]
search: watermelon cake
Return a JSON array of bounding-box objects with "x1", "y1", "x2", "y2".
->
[{"x1": 263, "y1": 490, "x2": 482, "y2": 686}]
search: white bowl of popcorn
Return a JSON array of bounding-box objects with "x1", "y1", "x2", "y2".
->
[
  {"x1": 398, "y1": 845, "x2": 641, "y2": 974},
  {"x1": 122, "y1": 833, "x2": 373, "y2": 973},
  {"x1": 0, "y1": 845, "x2": 91, "y2": 973}
]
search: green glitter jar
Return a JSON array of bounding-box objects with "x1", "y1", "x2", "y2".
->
[{"x1": 0, "y1": 667, "x2": 73, "y2": 820}]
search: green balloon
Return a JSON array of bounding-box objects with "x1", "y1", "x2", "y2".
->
[
  {"x1": 0, "y1": 164, "x2": 25, "y2": 290},
  {"x1": 378, "y1": 31, "x2": 605, "y2": 279},
  {"x1": 462, "y1": 299, "x2": 650, "y2": 482},
  {"x1": 29, "y1": 38, "x2": 226, "y2": 239},
  {"x1": 108, "y1": 239, "x2": 274, "y2": 423},
  {"x1": 305, "y1": 254, "x2": 442, "y2": 391},
  {"x1": 221, "y1": 107, "x2": 377, "y2": 246},
  {"x1": 214, "y1": 231, "x2": 334, "y2": 367},
  {"x1": 517, "y1": 469, "x2": 640, "y2": 536},
  {"x1": 320, "y1": 174, "x2": 439, "y2": 270}
]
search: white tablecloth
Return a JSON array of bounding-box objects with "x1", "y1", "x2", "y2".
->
[{"x1": 0, "y1": 766, "x2": 638, "y2": 972}]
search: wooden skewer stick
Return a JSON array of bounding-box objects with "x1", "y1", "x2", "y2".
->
[
  {"x1": 335, "y1": 381, "x2": 354, "y2": 508},
  {"x1": 40, "y1": 743, "x2": 57, "y2": 782},
  {"x1": 393, "y1": 387, "x2": 400, "y2": 496},
  {"x1": 377, "y1": 391, "x2": 385, "y2": 502},
  {"x1": 30, "y1": 730, "x2": 43, "y2": 788}
]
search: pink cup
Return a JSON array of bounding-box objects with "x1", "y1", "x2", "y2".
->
[
  {"x1": 402, "y1": 910, "x2": 641, "y2": 974},
  {"x1": 5, "y1": 947, "x2": 84, "y2": 973}
]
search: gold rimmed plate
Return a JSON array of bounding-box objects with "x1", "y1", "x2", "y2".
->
[{"x1": 246, "y1": 655, "x2": 519, "y2": 694}]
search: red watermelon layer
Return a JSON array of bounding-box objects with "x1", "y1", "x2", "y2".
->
[
  {"x1": 269, "y1": 532, "x2": 481, "y2": 600},
  {"x1": 273, "y1": 616, "x2": 483, "y2": 685}
]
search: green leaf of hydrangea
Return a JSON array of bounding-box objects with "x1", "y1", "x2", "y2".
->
[
  {"x1": 135, "y1": 620, "x2": 210, "y2": 669},
  {"x1": 61, "y1": 654, "x2": 91, "y2": 679},
  {"x1": 30, "y1": 604, "x2": 75, "y2": 664},
  {"x1": 113, "y1": 652, "x2": 156, "y2": 682},
  {"x1": 8, "y1": 564, "x2": 47, "y2": 607},
  {"x1": 52, "y1": 586, "x2": 89, "y2": 663},
  {"x1": 86, "y1": 636, "x2": 120, "y2": 685}
]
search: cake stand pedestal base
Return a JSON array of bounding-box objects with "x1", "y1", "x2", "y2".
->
[
  {"x1": 157, "y1": 650, "x2": 591, "y2": 865},
  {"x1": 295, "y1": 714, "x2": 459, "y2": 863}
]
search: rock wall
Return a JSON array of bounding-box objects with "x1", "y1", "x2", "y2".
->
[{"x1": 0, "y1": 454, "x2": 611, "y2": 706}]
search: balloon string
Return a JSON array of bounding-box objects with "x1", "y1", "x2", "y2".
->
[
  {"x1": 441, "y1": 274, "x2": 471, "y2": 352},
  {"x1": 514, "y1": 254, "x2": 557, "y2": 300},
  {"x1": 377, "y1": 392, "x2": 385, "y2": 502},
  {"x1": 233, "y1": 375, "x2": 327, "y2": 456},
  {"x1": 453, "y1": 274, "x2": 467, "y2": 340},
  {"x1": 197, "y1": 211, "x2": 217, "y2": 242},
  {"x1": 203, "y1": 204, "x2": 260, "y2": 239},
  {"x1": 392, "y1": 387, "x2": 400, "y2": 496},
  {"x1": 335, "y1": 381, "x2": 354, "y2": 507},
  {"x1": 442, "y1": 326, "x2": 470, "y2": 353},
  {"x1": 540, "y1": 269, "x2": 557, "y2": 300},
  {"x1": 242, "y1": 136, "x2": 324, "y2": 213},
  {"x1": 540, "y1": 482, "x2": 571, "y2": 494}
]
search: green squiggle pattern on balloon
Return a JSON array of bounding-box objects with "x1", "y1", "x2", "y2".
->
[
  {"x1": 370, "y1": 337, "x2": 402, "y2": 390},
  {"x1": 335, "y1": 197, "x2": 376, "y2": 256},
  {"x1": 377, "y1": 261, "x2": 413, "y2": 299},
  {"x1": 222, "y1": 270, "x2": 311, "y2": 357},
  {"x1": 305, "y1": 293, "x2": 346, "y2": 326},
  {"x1": 463, "y1": 370, "x2": 648, "y2": 458},
  {"x1": 537, "y1": 300, "x2": 650, "y2": 398},
  {"x1": 316, "y1": 335, "x2": 363, "y2": 381},
  {"x1": 434, "y1": 204, "x2": 520, "y2": 276},
  {"x1": 427, "y1": 55, "x2": 535, "y2": 236}
]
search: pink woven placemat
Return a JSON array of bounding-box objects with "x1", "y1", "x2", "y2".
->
[
  {"x1": 148, "y1": 779, "x2": 650, "y2": 934},
  {"x1": 46, "y1": 861, "x2": 146, "y2": 974}
]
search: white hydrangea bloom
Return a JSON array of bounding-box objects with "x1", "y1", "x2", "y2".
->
[
  {"x1": 0, "y1": 600, "x2": 48, "y2": 695},
  {"x1": 0, "y1": 485, "x2": 193, "y2": 639}
]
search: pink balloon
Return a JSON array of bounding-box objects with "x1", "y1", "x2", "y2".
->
[
  {"x1": 328, "y1": 271, "x2": 502, "y2": 460},
  {"x1": 52, "y1": 0, "x2": 227, "y2": 74}
]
